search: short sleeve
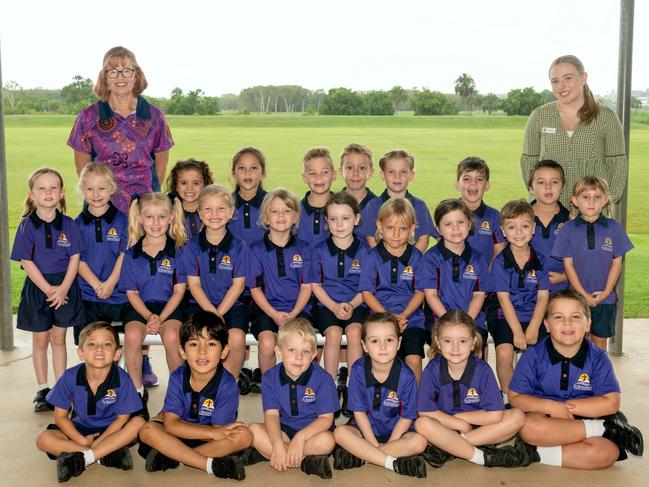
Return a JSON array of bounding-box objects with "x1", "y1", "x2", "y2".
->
[
  {"x1": 173, "y1": 248, "x2": 187, "y2": 285},
  {"x1": 67, "y1": 110, "x2": 92, "y2": 153},
  {"x1": 152, "y1": 109, "x2": 174, "y2": 153},
  {"x1": 612, "y1": 221, "x2": 634, "y2": 258},
  {"x1": 347, "y1": 364, "x2": 368, "y2": 413},
  {"x1": 118, "y1": 254, "x2": 137, "y2": 292},
  {"x1": 493, "y1": 213, "x2": 505, "y2": 243},
  {"x1": 300, "y1": 243, "x2": 314, "y2": 284},
  {"x1": 417, "y1": 250, "x2": 439, "y2": 291},
  {"x1": 551, "y1": 225, "x2": 572, "y2": 259},
  {"x1": 538, "y1": 266, "x2": 550, "y2": 291},
  {"x1": 46, "y1": 372, "x2": 74, "y2": 410},
  {"x1": 358, "y1": 201, "x2": 379, "y2": 239},
  {"x1": 161, "y1": 372, "x2": 186, "y2": 416},
  {"x1": 178, "y1": 244, "x2": 199, "y2": 278},
  {"x1": 115, "y1": 372, "x2": 143, "y2": 415},
  {"x1": 508, "y1": 347, "x2": 539, "y2": 395},
  {"x1": 358, "y1": 254, "x2": 378, "y2": 293},
  {"x1": 233, "y1": 243, "x2": 250, "y2": 280},
  {"x1": 211, "y1": 376, "x2": 240, "y2": 425},
  {"x1": 316, "y1": 373, "x2": 339, "y2": 415},
  {"x1": 415, "y1": 203, "x2": 437, "y2": 239},
  {"x1": 261, "y1": 370, "x2": 280, "y2": 411},
  {"x1": 417, "y1": 363, "x2": 440, "y2": 412},
  {"x1": 477, "y1": 363, "x2": 505, "y2": 411},
  {"x1": 399, "y1": 372, "x2": 418, "y2": 420},
  {"x1": 475, "y1": 257, "x2": 491, "y2": 292},
  {"x1": 490, "y1": 257, "x2": 509, "y2": 293},
  {"x1": 10, "y1": 219, "x2": 35, "y2": 261},
  {"x1": 591, "y1": 351, "x2": 621, "y2": 396},
  {"x1": 247, "y1": 245, "x2": 263, "y2": 289},
  {"x1": 66, "y1": 219, "x2": 84, "y2": 256}
]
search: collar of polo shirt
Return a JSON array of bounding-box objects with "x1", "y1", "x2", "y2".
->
[
  {"x1": 198, "y1": 227, "x2": 233, "y2": 253},
  {"x1": 263, "y1": 231, "x2": 297, "y2": 251},
  {"x1": 438, "y1": 355, "x2": 477, "y2": 386},
  {"x1": 76, "y1": 363, "x2": 121, "y2": 415},
  {"x1": 29, "y1": 209, "x2": 64, "y2": 230},
  {"x1": 132, "y1": 236, "x2": 177, "y2": 259},
  {"x1": 437, "y1": 239, "x2": 473, "y2": 263},
  {"x1": 379, "y1": 189, "x2": 415, "y2": 204},
  {"x1": 326, "y1": 235, "x2": 360, "y2": 257},
  {"x1": 363, "y1": 355, "x2": 402, "y2": 390},
  {"x1": 80, "y1": 201, "x2": 118, "y2": 225},
  {"x1": 502, "y1": 243, "x2": 543, "y2": 271},
  {"x1": 234, "y1": 187, "x2": 266, "y2": 209},
  {"x1": 376, "y1": 240, "x2": 413, "y2": 266},
  {"x1": 546, "y1": 338, "x2": 589, "y2": 368},
  {"x1": 472, "y1": 200, "x2": 488, "y2": 218},
  {"x1": 98, "y1": 95, "x2": 152, "y2": 121},
  {"x1": 575, "y1": 214, "x2": 608, "y2": 227},
  {"x1": 181, "y1": 362, "x2": 224, "y2": 398},
  {"x1": 301, "y1": 191, "x2": 332, "y2": 215},
  {"x1": 279, "y1": 363, "x2": 314, "y2": 385}
]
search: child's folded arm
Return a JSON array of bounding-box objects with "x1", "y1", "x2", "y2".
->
[
  {"x1": 565, "y1": 393, "x2": 620, "y2": 418},
  {"x1": 454, "y1": 409, "x2": 504, "y2": 426}
]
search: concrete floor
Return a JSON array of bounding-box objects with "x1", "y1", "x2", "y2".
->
[{"x1": 1, "y1": 320, "x2": 648, "y2": 486}]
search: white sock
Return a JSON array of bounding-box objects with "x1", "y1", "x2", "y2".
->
[
  {"x1": 384, "y1": 455, "x2": 396, "y2": 471},
  {"x1": 537, "y1": 446, "x2": 562, "y2": 467},
  {"x1": 37, "y1": 383, "x2": 49, "y2": 392},
  {"x1": 502, "y1": 392, "x2": 509, "y2": 404},
  {"x1": 469, "y1": 448, "x2": 484, "y2": 465},
  {"x1": 206, "y1": 457, "x2": 214, "y2": 474},
  {"x1": 83, "y1": 449, "x2": 96, "y2": 466},
  {"x1": 137, "y1": 386, "x2": 144, "y2": 396},
  {"x1": 583, "y1": 419, "x2": 605, "y2": 438}
]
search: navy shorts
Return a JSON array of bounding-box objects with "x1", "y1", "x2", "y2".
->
[
  {"x1": 183, "y1": 301, "x2": 252, "y2": 333},
  {"x1": 589, "y1": 304, "x2": 616, "y2": 338},
  {"x1": 280, "y1": 422, "x2": 335, "y2": 440},
  {"x1": 250, "y1": 305, "x2": 314, "y2": 340},
  {"x1": 399, "y1": 327, "x2": 427, "y2": 358},
  {"x1": 17, "y1": 273, "x2": 85, "y2": 333},
  {"x1": 45, "y1": 423, "x2": 107, "y2": 459},
  {"x1": 138, "y1": 435, "x2": 206, "y2": 459},
  {"x1": 74, "y1": 300, "x2": 127, "y2": 345},
  {"x1": 123, "y1": 301, "x2": 184, "y2": 325},
  {"x1": 315, "y1": 305, "x2": 368, "y2": 334},
  {"x1": 488, "y1": 319, "x2": 548, "y2": 348}
]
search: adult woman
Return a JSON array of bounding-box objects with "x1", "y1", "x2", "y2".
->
[
  {"x1": 68, "y1": 46, "x2": 174, "y2": 213},
  {"x1": 520, "y1": 55, "x2": 627, "y2": 207}
]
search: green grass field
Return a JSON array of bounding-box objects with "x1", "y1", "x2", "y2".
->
[{"x1": 4, "y1": 114, "x2": 648, "y2": 316}]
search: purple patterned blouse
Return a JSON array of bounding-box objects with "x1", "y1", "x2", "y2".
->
[{"x1": 68, "y1": 96, "x2": 174, "y2": 213}]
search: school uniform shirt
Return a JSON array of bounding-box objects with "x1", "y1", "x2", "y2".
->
[
  {"x1": 46, "y1": 363, "x2": 142, "y2": 429},
  {"x1": 75, "y1": 203, "x2": 128, "y2": 304},
  {"x1": 358, "y1": 242, "x2": 425, "y2": 329},
  {"x1": 11, "y1": 210, "x2": 83, "y2": 274},
  {"x1": 298, "y1": 192, "x2": 331, "y2": 246},
  {"x1": 247, "y1": 233, "x2": 313, "y2": 312},
  {"x1": 530, "y1": 201, "x2": 570, "y2": 293},
  {"x1": 261, "y1": 362, "x2": 339, "y2": 431},
  {"x1": 417, "y1": 355, "x2": 504, "y2": 415},
  {"x1": 162, "y1": 363, "x2": 239, "y2": 425},
  {"x1": 229, "y1": 188, "x2": 267, "y2": 246},
  {"x1": 179, "y1": 229, "x2": 249, "y2": 305},
  {"x1": 347, "y1": 356, "x2": 417, "y2": 438},
  {"x1": 183, "y1": 210, "x2": 202, "y2": 239},
  {"x1": 552, "y1": 215, "x2": 633, "y2": 305},
  {"x1": 357, "y1": 190, "x2": 438, "y2": 242},
  {"x1": 467, "y1": 201, "x2": 505, "y2": 261},
  {"x1": 119, "y1": 237, "x2": 185, "y2": 303},
  {"x1": 490, "y1": 244, "x2": 550, "y2": 322},
  {"x1": 418, "y1": 241, "x2": 490, "y2": 329},
  {"x1": 341, "y1": 187, "x2": 377, "y2": 240},
  {"x1": 509, "y1": 337, "x2": 620, "y2": 402}
]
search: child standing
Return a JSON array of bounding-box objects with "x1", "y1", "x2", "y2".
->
[
  {"x1": 333, "y1": 312, "x2": 428, "y2": 477},
  {"x1": 11, "y1": 168, "x2": 85, "y2": 412},
  {"x1": 415, "y1": 311, "x2": 527, "y2": 468},
  {"x1": 339, "y1": 143, "x2": 377, "y2": 225},
  {"x1": 299, "y1": 147, "x2": 336, "y2": 245},
  {"x1": 229, "y1": 147, "x2": 267, "y2": 245},
  {"x1": 359, "y1": 198, "x2": 426, "y2": 382},
  {"x1": 552, "y1": 176, "x2": 633, "y2": 350},
  {"x1": 36, "y1": 322, "x2": 144, "y2": 483},
  {"x1": 138, "y1": 311, "x2": 252, "y2": 480}
]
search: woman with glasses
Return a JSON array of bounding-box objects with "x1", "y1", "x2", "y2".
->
[{"x1": 68, "y1": 46, "x2": 175, "y2": 214}]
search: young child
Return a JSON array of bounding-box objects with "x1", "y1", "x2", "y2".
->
[
  {"x1": 339, "y1": 143, "x2": 377, "y2": 223},
  {"x1": 229, "y1": 146, "x2": 267, "y2": 245},
  {"x1": 248, "y1": 189, "x2": 314, "y2": 379},
  {"x1": 120, "y1": 193, "x2": 187, "y2": 401},
  {"x1": 11, "y1": 168, "x2": 85, "y2": 412},
  {"x1": 490, "y1": 200, "x2": 550, "y2": 397},
  {"x1": 75, "y1": 163, "x2": 128, "y2": 347},
  {"x1": 138, "y1": 311, "x2": 252, "y2": 480},
  {"x1": 415, "y1": 310, "x2": 528, "y2": 469},
  {"x1": 165, "y1": 158, "x2": 214, "y2": 239},
  {"x1": 359, "y1": 149, "x2": 436, "y2": 252},
  {"x1": 299, "y1": 147, "x2": 336, "y2": 245},
  {"x1": 528, "y1": 160, "x2": 570, "y2": 293},
  {"x1": 243, "y1": 318, "x2": 338, "y2": 479},
  {"x1": 420, "y1": 199, "x2": 490, "y2": 346},
  {"x1": 509, "y1": 290, "x2": 643, "y2": 469},
  {"x1": 359, "y1": 198, "x2": 426, "y2": 382},
  {"x1": 179, "y1": 185, "x2": 250, "y2": 378},
  {"x1": 36, "y1": 322, "x2": 144, "y2": 483},
  {"x1": 333, "y1": 312, "x2": 428, "y2": 477},
  {"x1": 552, "y1": 176, "x2": 633, "y2": 351}
]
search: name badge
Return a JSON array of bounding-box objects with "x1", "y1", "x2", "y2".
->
[{"x1": 542, "y1": 127, "x2": 557, "y2": 134}]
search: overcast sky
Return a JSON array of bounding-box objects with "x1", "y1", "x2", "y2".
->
[{"x1": 1, "y1": 0, "x2": 647, "y2": 98}]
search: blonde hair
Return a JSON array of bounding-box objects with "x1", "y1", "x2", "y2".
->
[
  {"x1": 340, "y1": 143, "x2": 373, "y2": 168},
  {"x1": 94, "y1": 46, "x2": 148, "y2": 101},
  {"x1": 379, "y1": 149, "x2": 415, "y2": 171},
  {"x1": 127, "y1": 192, "x2": 187, "y2": 248},
  {"x1": 428, "y1": 310, "x2": 483, "y2": 358},
  {"x1": 375, "y1": 198, "x2": 416, "y2": 245},
  {"x1": 23, "y1": 168, "x2": 66, "y2": 217},
  {"x1": 77, "y1": 162, "x2": 118, "y2": 199},
  {"x1": 277, "y1": 317, "x2": 317, "y2": 350},
  {"x1": 549, "y1": 55, "x2": 599, "y2": 124},
  {"x1": 198, "y1": 184, "x2": 235, "y2": 212},
  {"x1": 259, "y1": 188, "x2": 301, "y2": 232},
  {"x1": 303, "y1": 147, "x2": 334, "y2": 170},
  {"x1": 570, "y1": 175, "x2": 611, "y2": 218},
  {"x1": 500, "y1": 199, "x2": 535, "y2": 222}
]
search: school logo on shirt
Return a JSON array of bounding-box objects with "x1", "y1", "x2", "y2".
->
[
  {"x1": 401, "y1": 265, "x2": 414, "y2": 281},
  {"x1": 199, "y1": 398, "x2": 215, "y2": 417},
  {"x1": 463, "y1": 264, "x2": 478, "y2": 281},
  {"x1": 158, "y1": 258, "x2": 174, "y2": 274},
  {"x1": 478, "y1": 220, "x2": 491, "y2": 235},
  {"x1": 219, "y1": 255, "x2": 233, "y2": 270},
  {"x1": 290, "y1": 254, "x2": 303, "y2": 269},
  {"x1": 464, "y1": 387, "x2": 480, "y2": 404},
  {"x1": 601, "y1": 237, "x2": 613, "y2": 252},
  {"x1": 526, "y1": 269, "x2": 538, "y2": 284},
  {"x1": 383, "y1": 390, "x2": 400, "y2": 408},
  {"x1": 574, "y1": 373, "x2": 592, "y2": 391},
  {"x1": 106, "y1": 227, "x2": 120, "y2": 242},
  {"x1": 57, "y1": 233, "x2": 71, "y2": 248},
  {"x1": 349, "y1": 258, "x2": 362, "y2": 274},
  {"x1": 554, "y1": 223, "x2": 565, "y2": 235},
  {"x1": 101, "y1": 389, "x2": 117, "y2": 405},
  {"x1": 302, "y1": 387, "x2": 316, "y2": 403}
]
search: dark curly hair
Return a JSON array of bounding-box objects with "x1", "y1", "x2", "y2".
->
[{"x1": 164, "y1": 158, "x2": 214, "y2": 195}]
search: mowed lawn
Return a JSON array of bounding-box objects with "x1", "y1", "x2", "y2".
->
[{"x1": 4, "y1": 114, "x2": 648, "y2": 316}]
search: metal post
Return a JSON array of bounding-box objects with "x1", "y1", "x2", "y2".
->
[
  {"x1": 610, "y1": 0, "x2": 634, "y2": 355},
  {"x1": 0, "y1": 40, "x2": 15, "y2": 351}
]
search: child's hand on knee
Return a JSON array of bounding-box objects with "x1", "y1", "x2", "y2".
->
[
  {"x1": 286, "y1": 433, "x2": 306, "y2": 467},
  {"x1": 270, "y1": 441, "x2": 288, "y2": 471}
]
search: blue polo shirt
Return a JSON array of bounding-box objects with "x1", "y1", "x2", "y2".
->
[
  {"x1": 509, "y1": 337, "x2": 620, "y2": 401},
  {"x1": 119, "y1": 237, "x2": 185, "y2": 303},
  {"x1": 46, "y1": 363, "x2": 142, "y2": 429},
  {"x1": 531, "y1": 201, "x2": 570, "y2": 293},
  {"x1": 312, "y1": 235, "x2": 371, "y2": 303},
  {"x1": 358, "y1": 242, "x2": 425, "y2": 329},
  {"x1": 261, "y1": 362, "x2": 338, "y2": 431},
  {"x1": 419, "y1": 241, "x2": 489, "y2": 329},
  {"x1": 417, "y1": 355, "x2": 504, "y2": 415},
  {"x1": 347, "y1": 356, "x2": 417, "y2": 438},
  {"x1": 229, "y1": 188, "x2": 267, "y2": 246},
  {"x1": 183, "y1": 210, "x2": 202, "y2": 239},
  {"x1": 11, "y1": 211, "x2": 84, "y2": 275},
  {"x1": 179, "y1": 229, "x2": 249, "y2": 306},
  {"x1": 298, "y1": 192, "x2": 331, "y2": 246},
  {"x1": 552, "y1": 215, "x2": 633, "y2": 305},
  {"x1": 162, "y1": 363, "x2": 239, "y2": 425},
  {"x1": 467, "y1": 201, "x2": 505, "y2": 260},
  {"x1": 357, "y1": 190, "x2": 438, "y2": 242},
  {"x1": 490, "y1": 244, "x2": 549, "y2": 322},
  {"x1": 342, "y1": 187, "x2": 377, "y2": 239},
  {"x1": 248, "y1": 233, "x2": 313, "y2": 312},
  {"x1": 75, "y1": 203, "x2": 128, "y2": 304}
]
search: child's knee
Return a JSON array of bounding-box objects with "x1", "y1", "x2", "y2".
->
[
  {"x1": 235, "y1": 426, "x2": 254, "y2": 448},
  {"x1": 138, "y1": 421, "x2": 161, "y2": 442},
  {"x1": 411, "y1": 432, "x2": 429, "y2": 451},
  {"x1": 35, "y1": 430, "x2": 51, "y2": 451},
  {"x1": 415, "y1": 416, "x2": 438, "y2": 435},
  {"x1": 312, "y1": 431, "x2": 335, "y2": 453},
  {"x1": 586, "y1": 439, "x2": 619, "y2": 468},
  {"x1": 258, "y1": 335, "x2": 276, "y2": 356},
  {"x1": 345, "y1": 325, "x2": 361, "y2": 342},
  {"x1": 325, "y1": 327, "x2": 342, "y2": 342},
  {"x1": 505, "y1": 408, "x2": 526, "y2": 428}
]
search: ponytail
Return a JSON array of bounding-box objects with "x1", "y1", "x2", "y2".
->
[{"x1": 127, "y1": 192, "x2": 187, "y2": 248}]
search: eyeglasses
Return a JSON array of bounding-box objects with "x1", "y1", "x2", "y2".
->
[{"x1": 105, "y1": 67, "x2": 136, "y2": 79}]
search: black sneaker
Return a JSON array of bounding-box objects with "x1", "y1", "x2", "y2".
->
[
  {"x1": 250, "y1": 368, "x2": 262, "y2": 394},
  {"x1": 238, "y1": 368, "x2": 253, "y2": 395},
  {"x1": 422, "y1": 443, "x2": 449, "y2": 468},
  {"x1": 57, "y1": 451, "x2": 85, "y2": 483},
  {"x1": 240, "y1": 446, "x2": 267, "y2": 466},
  {"x1": 100, "y1": 447, "x2": 133, "y2": 470},
  {"x1": 145, "y1": 448, "x2": 180, "y2": 472},
  {"x1": 393, "y1": 455, "x2": 427, "y2": 478},
  {"x1": 212, "y1": 455, "x2": 245, "y2": 481},
  {"x1": 138, "y1": 389, "x2": 150, "y2": 422},
  {"x1": 482, "y1": 444, "x2": 523, "y2": 468},
  {"x1": 603, "y1": 412, "x2": 644, "y2": 456},
  {"x1": 336, "y1": 366, "x2": 348, "y2": 391},
  {"x1": 514, "y1": 436, "x2": 540, "y2": 467},
  {"x1": 333, "y1": 445, "x2": 364, "y2": 470},
  {"x1": 34, "y1": 388, "x2": 54, "y2": 412},
  {"x1": 300, "y1": 454, "x2": 332, "y2": 479}
]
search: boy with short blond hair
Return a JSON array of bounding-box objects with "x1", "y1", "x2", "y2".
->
[
  {"x1": 299, "y1": 147, "x2": 336, "y2": 245},
  {"x1": 340, "y1": 143, "x2": 377, "y2": 214}
]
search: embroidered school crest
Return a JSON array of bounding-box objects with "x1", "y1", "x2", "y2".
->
[
  {"x1": 574, "y1": 373, "x2": 592, "y2": 391},
  {"x1": 302, "y1": 387, "x2": 316, "y2": 403},
  {"x1": 383, "y1": 390, "x2": 400, "y2": 408},
  {"x1": 106, "y1": 227, "x2": 120, "y2": 242},
  {"x1": 199, "y1": 398, "x2": 215, "y2": 416},
  {"x1": 101, "y1": 389, "x2": 117, "y2": 405},
  {"x1": 290, "y1": 254, "x2": 303, "y2": 269},
  {"x1": 526, "y1": 269, "x2": 538, "y2": 284},
  {"x1": 463, "y1": 264, "x2": 478, "y2": 280},
  {"x1": 219, "y1": 255, "x2": 233, "y2": 270},
  {"x1": 349, "y1": 258, "x2": 362, "y2": 274},
  {"x1": 601, "y1": 237, "x2": 613, "y2": 252},
  {"x1": 464, "y1": 387, "x2": 480, "y2": 404},
  {"x1": 401, "y1": 265, "x2": 414, "y2": 281},
  {"x1": 158, "y1": 258, "x2": 173, "y2": 274},
  {"x1": 554, "y1": 222, "x2": 565, "y2": 235},
  {"x1": 57, "y1": 233, "x2": 71, "y2": 248},
  {"x1": 478, "y1": 220, "x2": 491, "y2": 235}
]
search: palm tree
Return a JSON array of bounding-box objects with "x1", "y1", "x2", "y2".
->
[{"x1": 454, "y1": 73, "x2": 477, "y2": 113}]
